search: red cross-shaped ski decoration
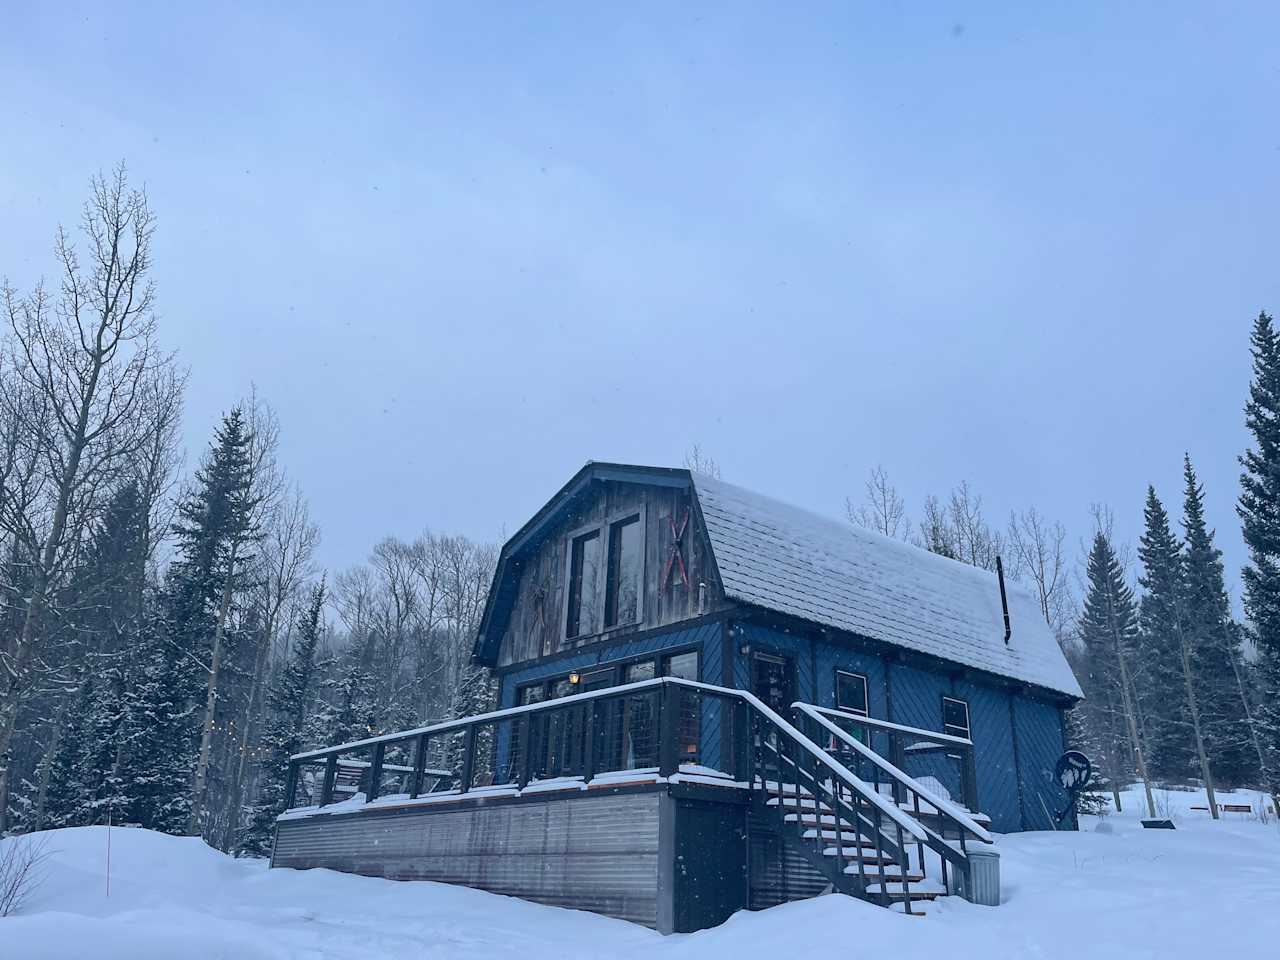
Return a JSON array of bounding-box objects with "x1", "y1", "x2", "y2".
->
[{"x1": 662, "y1": 508, "x2": 690, "y2": 591}]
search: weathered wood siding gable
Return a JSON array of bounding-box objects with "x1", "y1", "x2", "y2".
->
[{"x1": 497, "y1": 480, "x2": 731, "y2": 668}]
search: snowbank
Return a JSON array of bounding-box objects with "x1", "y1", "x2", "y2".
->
[{"x1": 3, "y1": 785, "x2": 1277, "y2": 959}]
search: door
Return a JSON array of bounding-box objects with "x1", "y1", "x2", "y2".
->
[
  {"x1": 751, "y1": 652, "x2": 794, "y2": 717},
  {"x1": 751, "y1": 653, "x2": 794, "y2": 776}
]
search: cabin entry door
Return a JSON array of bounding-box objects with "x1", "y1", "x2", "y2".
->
[{"x1": 750, "y1": 652, "x2": 795, "y2": 718}]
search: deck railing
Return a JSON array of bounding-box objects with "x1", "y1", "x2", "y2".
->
[{"x1": 284, "y1": 678, "x2": 984, "y2": 914}]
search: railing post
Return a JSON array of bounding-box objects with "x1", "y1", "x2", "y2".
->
[
  {"x1": 411, "y1": 733, "x2": 428, "y2": 798},
  {"x1": 459, "y1": 724, "x2": 476, "y2": 793},
  {"x1": 732, "y1": 699, "x2": 750, "y2": 782},
  {"x1": 582, "y1": 700, "x2": 597, "y2": 783},
  {"x1": 284, "y1": 760, "x2": 299, "y2": 810},
  {"x1": 320, "y1": 754, "x2": 338, "y2": 807},
  {"x1": 889, "y1": 733, "x2": 907, "y2": 805},
  {"x1": 367, "y1": 742, "x2": 385, "y2": 802},
  {"x1": 962, "y1": 747, "x2": 980, "y2": 813},
  {"x1": 658, "y1": 683, "x2": 680, "y2": 778},
  {"x1": 517, "y1": 714, "x2": 533, "y2": 788}
]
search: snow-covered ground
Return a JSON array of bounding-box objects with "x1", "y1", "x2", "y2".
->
[{"x1": 4, "y1": 786, "x2": 1277, "y2": 959}]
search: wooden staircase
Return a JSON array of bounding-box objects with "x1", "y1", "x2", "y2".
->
[{"x1": 745, "y1": 702, "x2": 997, "y2": 916}]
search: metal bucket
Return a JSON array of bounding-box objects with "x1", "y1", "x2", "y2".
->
[{"x1": 951, "y1": 846, "x2": 1001, "y2": 906}]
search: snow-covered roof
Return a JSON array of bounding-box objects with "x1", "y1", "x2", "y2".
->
[{"x1": 693, "y1": 474, "x2": 1083, "y2": 700}]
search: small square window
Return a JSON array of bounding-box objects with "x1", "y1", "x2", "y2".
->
[
  {"x1": 663, "y1": 651, "x2": 699, "y2": 681},
  {"x1": 836, "y1": 671, "x2": 869, "y2": 716},
  {"x1": 942, "y1": 697, "x2": 971, "y2": 740},
  {"x1": 518, "y1": 683, "x2": 547, "y2": 706}
]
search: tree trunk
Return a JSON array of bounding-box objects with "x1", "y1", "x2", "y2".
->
[
  {"x1": 1113, "y1": 628, "x2": 1157, "y2": 818},
  {"x1": 189, "y1": 541, "x2": 241, "y2": 837},
  {"x1": 1178, "y1": 638, "x2": 1219, "y2": 819},
  {"x1": 226, "y1": 614, "x2": 275, "y2": 852}
]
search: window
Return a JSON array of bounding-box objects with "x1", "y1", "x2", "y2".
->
[
  {"x1": 942, "y1": 697, "x2": 971, "y2": 740},
  {"x1": 663, "y1": 650, "x2": 699, "y2": 681},
  {"x1": 566, "y1": 529, "x2": 603, "y2": 639},
  {"x1": 579, "y1": 667, "x2": 617, "y2": 692},
  {"x1": 564, "y1": 511, "x2": 645, "y2": 642},
  {"x1": 518, "y1": 682, "x2": 547, "y2": 706},
  {"x1": 835, "y1": 671, "x2": 869, "y2": 716},
  {"x1": 605, "y1": 514, "x2": 642, "y2": 627},
  {"x1": 625, "y1": 660, "x2": 656, "y2": 683}
]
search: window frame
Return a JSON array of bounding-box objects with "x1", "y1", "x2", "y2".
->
[
  {"x1": 834, "y1": 670, "x2": 870, "y2": 717},
  {"x1": 941, "y1": 695, "x2": 972, "y2": 741},
  {"x1": 560, "y1": 507, "x2": 646, "y2": 643},
  {"x1": 604, "y1": 512, "x2": 644, "y2": 629}
]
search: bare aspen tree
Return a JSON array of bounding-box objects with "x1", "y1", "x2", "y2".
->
[
  {"x1": 846, "y1": 465, "x2": 912, "y2": 540},
  {"x1": 0, "y1": 168, "x2": 171, "y2": 832},
  {"x1": 682, "y1": 443, "x2": 722, "y2": 479},
  {"x1": 1007, "y1": 507, "x2": 1071, "y2": 642},
  {"x1": 226, "y1": 484, "x2": 318, "y2": 849}
]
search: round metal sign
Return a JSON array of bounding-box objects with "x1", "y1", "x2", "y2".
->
[{"x1": 1055, "y1": 750, "x2": 1092, "y2": 793}]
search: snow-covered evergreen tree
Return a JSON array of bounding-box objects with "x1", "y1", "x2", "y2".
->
[
  {"x1": 1078, "y1": 532, "x2": 1154, "y2": 814},
  {"x1": 1136, "y1": 486, "x2": 1196, "y2": 782},
  {"x1": 1181, "y1": 456, "x2": 1256, "y2": 787},
  {"x1": 240, "y1": 583, "x2": 325, "y2": 856},
  {"x1": 1238, "y1": 311, "x2": 1280, "y2": 796}
]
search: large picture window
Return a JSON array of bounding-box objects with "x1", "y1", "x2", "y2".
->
[{"x1": 564, "y1": 511, "x2": 644, "y2": 641}]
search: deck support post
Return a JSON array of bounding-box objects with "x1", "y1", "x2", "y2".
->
[
  {"x1": 459, "y1": 725, "x2": 476, "y2": 793},
  {"x1": 283, "y1": 761, "x2": 299, "y2": 810},
  {"x1": 962, "y1": 747, "x2": 980, "y2": 813},
  {"x1": 582, "y1": 701, "x2": 597, "y2": 784},
  {"x1": 320, "y1": 754, "x2": 337, "y2": 807},
  {"x1": 411, "y1": 734, "x2": 428, "y2": 798},
  {"x1": 659, "y1": 682, "x2": 680, "y2": 778},
  {"x1": 517, "y1": 715, "x2": 533, "y2": 788},
  {"x1": 368, "y1": 742, "x2": 386, "y2": 802}
]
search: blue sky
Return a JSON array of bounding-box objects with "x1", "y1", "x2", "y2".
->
[{"x1": 2, "y1": 4, "x2": 1277, "y2": 604}]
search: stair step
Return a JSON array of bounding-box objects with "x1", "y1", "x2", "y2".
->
[
  {"x1": 849, "y1": 868, "x2": 925, "y2": 882},
  {"x1": 823, "y1": 850, "x2": 898, "y2": 866},
  {"x1": 821, "y1": 844, "x2": 890, "y2": 857}
]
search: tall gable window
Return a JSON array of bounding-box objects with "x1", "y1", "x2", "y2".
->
[
  {"x1": 564, "y1": 510, "x2": 645, "y2": 641},
  {"x1": 605, "y1": 514, "x2": 642, "y2": 628},
  {"x1": 566, "y1": 529, "x2": 602, "y2": 639}
]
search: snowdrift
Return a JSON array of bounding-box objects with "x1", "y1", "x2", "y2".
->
[{"x1": 3, "y1": 786, "x2": 1277, "y2": 959}]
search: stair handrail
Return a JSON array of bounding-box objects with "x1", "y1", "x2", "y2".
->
[
  {"x1": 675, "y1": 679, "x2": 930, "y2": 841},
  {"x1": 795, "y1": 702, "x2": 993, "y2": 844}
]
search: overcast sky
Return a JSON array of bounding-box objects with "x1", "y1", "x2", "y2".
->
[{"x1": 2, "y1": 4, "x2": 1278, "y2": 605}]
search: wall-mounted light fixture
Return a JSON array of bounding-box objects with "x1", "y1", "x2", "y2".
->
[{"x1": 568, "y1": 672, "x2": 580, "y2": 685}]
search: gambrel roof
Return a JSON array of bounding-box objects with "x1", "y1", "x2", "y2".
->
[
  {"x1": 693, "y1": 474, "x2": 1083, "y2": 700},
  {"x1": 474, "y1": 463, "x2": 1083, "y2": 701}
]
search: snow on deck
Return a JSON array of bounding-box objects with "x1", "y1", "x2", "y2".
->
[
  {"x1": 694, "y1": 475, "x2": 1083, "y2": 699},
  {"x1": 4, "y1": 785, "x2": 1276, "y2": 959}
]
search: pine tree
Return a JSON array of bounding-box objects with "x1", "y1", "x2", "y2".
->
[
  {"x1": 170, "y1": 408, "x2": 264, "y2": 837},
  {"x1": 1181, "y1": 456, "x2": 1257, "y2": 787},
  {"x1": 1079, "y1": 532, "x2": 1155, "y2": 815},
  {"x1": 1238, "y1": 311, "x2": 1280, "y2": 796},
  {"x1": 1135, "y1": 487, "x2": 1197, "y2": 782},
  {"x1": 113, "y1": 612, "x2": 199, "y2": 834},
  {"x1": 240, "y1": 583, "x2": 325, "y2": 856}
]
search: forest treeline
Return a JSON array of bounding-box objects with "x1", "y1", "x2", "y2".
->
[
  {"x1": 843, "y1": 314, "x2": 1280, "y2": 811},
  {"x1": 2, "y1": 171, "x2": 1278, "y2": 854},
  {"x1": 0, "y1": 170, "x2": 497, "y2": 853}
]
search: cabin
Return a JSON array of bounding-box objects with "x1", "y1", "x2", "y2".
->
[{"x1": 271, "y1": 463, "x2": 1084, "y2": 932}]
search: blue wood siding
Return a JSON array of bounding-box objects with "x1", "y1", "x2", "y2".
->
[
  {"x1": 954, "y1": 679, "x2": 1021, "y2": 832},
  {"x1": 887, "y1": 663, "x2": 960, "y2": 799},
  {"x1": 1013, "y1": 697, "x2": 1070, "y2": 830},
  {"x1": 492, "y1": 613, "x2": 1072, "y2": 833}
]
